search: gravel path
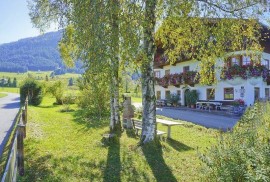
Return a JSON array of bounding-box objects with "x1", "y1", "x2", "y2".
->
[{"x1": 0, "y1": 93, "x2": 20, "y2": 156}]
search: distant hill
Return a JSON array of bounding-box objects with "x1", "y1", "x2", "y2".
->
[{"x1": 0, "y1": 31, "x2": 83, "y2": 73}]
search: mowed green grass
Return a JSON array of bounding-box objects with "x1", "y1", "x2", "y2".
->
[
  {"x1": 0, "y1": 87, "x2": 19, "y2": 93},
  {"x1": 0, "y1": 93, "x2": 7, "y2": 98},
  {"x1": 131, "y1": 97, "x2": 142, "y2": 103},
  {"x1": 18, "y1": 96, "x2": 218, "y2": 181}
]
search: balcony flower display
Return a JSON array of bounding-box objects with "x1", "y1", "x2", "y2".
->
[
  {"x1": 182, "y1": 71, "x2": 199, "y2": 85},
  {"x1": 221, "y1": 65, "x2": 247, "y2": 80},
  {"x1": 155, "y1": 71, "x2": 199, "y2": 87},
  {"x1": 154, "y1": 54, "x2": 168, "y2": 68},
  {"x1": 157, "y1": 74, "x2": 170, "y2": 88},
  {"x1": 170, "y1": 73, "x2": 182, "y2": 87},
  {"x1": 221, "y1": 64, "x2": 269, "y2": 81}
]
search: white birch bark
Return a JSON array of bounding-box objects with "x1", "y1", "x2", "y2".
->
[
  {"x1": 110, "y1": 0, "x2": 121, "y2": 133},
  {"x1": 140, "y1": 0, "x2": 157, "y2": 144}
]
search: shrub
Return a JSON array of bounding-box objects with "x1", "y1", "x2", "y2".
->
[
  {"x1": 200, "y1": 103, "x2": 270, "y2": 181},
  {"x1": 20, "y1": 78, "x2": 43, "y2": 106},
  {"x1": 62, "y1": 94, "x2": 77, "y2": 105},
  {"x1": 47, "y1": 81, "x2": 65, "y2": 104},
  {"x1": 168, "y1": 93, "x2": 180, "y2": 106},
  {"x1": 185, "y1": 90, "x2": 198, "y2": 106},
  {"x1": 77, "y1": 78, "x2": 110, "y2": 117}
]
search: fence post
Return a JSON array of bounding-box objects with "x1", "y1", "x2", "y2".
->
[
  {"x1": 17, "y1": 124, "x2": 25, "y2": 176},
  {"x1": 25, "y1": 97, "x2": 28, "y2": 123},
  {"x1": 22, "y1": 108, "x2": 27, "y2": 125},
  {"x1": 21, "y1": 112, "x2": 26, "y2": 138}
]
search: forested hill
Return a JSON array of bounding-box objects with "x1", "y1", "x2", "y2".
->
[{"x1": 0, "y1": 30, "x2": 83, "y2": 73}]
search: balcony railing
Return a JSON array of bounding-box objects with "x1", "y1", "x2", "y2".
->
[{"x1": 155, "y1": 71, "x2": 199, "y2": 88}]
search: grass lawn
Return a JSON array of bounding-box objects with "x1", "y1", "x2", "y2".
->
[
  {"x1": 18, "y1": 96, "x2": 218, "y2": 181},
  {"x1": 0, "y1": 93, "x2": 8, "y2": 98},
  {"x1": 131, "y1": 97, "x2": 142, "y2": 103},
  {"x1": 0, "y1": 87, "x2": 19, "y2": 93}
]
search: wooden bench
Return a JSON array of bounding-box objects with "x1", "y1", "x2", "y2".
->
[{"x1": 131, "y1": 118, "x2": 166, "y2": 136}]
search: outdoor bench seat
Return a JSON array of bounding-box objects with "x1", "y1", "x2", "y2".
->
[{"x1": 131, "y1": 118, "x2": 166, "y2": 136}]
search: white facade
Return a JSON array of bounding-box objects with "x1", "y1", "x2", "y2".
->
[{"x1": 155, "y1": 52, "x2": 270, "y2": 106}]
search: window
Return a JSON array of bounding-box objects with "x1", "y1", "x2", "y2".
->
[
  {"x1": 231, "y1": 56, "x2": 241, "y2": 66},
  {"x1": 254, "y1": 87, "x2": 260, "y2": 101},
  {"x1": 156, "y1": 91, "x2": 161, "y2": 100},
  {"x1": 155, "y1": 71, "x2": 161, "y2": 78},
  {"x1": 242, "y1": 56, "x2": 251, "y2": 65},
  {"x1": 165, "y1": 90, "x2": 170, "y2": 99},
  {"x1": 265, "y1": 88, "x2": 269, "y2": 98},
  {"x1": 165, "y1": 69, "x2": 170, "y2": 75},
  {"x1": 224, "y1": 88, "x2": 234, "y2": 100},
  {"x1": 262, "y1": 59, "x2": 269, "y2": 69},
  {"x1": 183, "y1": 66, "x2": 190, "y2": 72},
  {"x1": 207, "y1": 88, "x2": 215, "y2": 100}
]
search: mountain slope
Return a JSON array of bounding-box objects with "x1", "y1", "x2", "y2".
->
[{"x1": 0, "y1": 31, "x2": 81, "y2": 72}]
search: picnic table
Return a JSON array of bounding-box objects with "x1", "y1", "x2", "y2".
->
[
  {"x1": 196, "y1": 101, "x2": 222, "y2": 111},
  {"x1": 156, "y1": 119, "x2": 183, "y2": 138}
]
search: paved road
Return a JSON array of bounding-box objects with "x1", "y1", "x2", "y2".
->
[
  {"x1": 156, "y1": 108, "x2": 239, "y2": 131},
  {"x1": 0, "y1": 93, "x2": 20, "y2": 156}
]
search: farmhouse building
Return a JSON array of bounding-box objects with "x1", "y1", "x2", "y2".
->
[{"x1": 154, "y1": 23, "x2": 270, "y2": 106}]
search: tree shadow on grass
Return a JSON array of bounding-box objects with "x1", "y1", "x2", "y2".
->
[
  {"x1": 19, "y1": 140, "x2": 107, "y2": 181},
  {"x1": 142, "y1": 141, "x2": 178, "y2": 182},
  {"x1": 125, "y1": 129, "x2": 137, "y2": 138},
  {"x1": 103, "y1": 136, "x2": 121, "y2": 182},
  {"x1": 166, "y1": 138, "x2": 193, "y2": 152},
  {"x1": 37, "y1": 105, "x2": 57, "y2": 109}
]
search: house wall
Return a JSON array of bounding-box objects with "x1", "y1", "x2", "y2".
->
[{"x1": 155, "y1": 52, "x2": 270, "y2": 106}]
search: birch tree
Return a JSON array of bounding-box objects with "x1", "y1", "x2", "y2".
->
[
  {"x1": 28, "y1": 0, "x2": 141, "y2": 133},
  {"x1": 28, "y1": 0, "x2": 122, "y2": 132}
]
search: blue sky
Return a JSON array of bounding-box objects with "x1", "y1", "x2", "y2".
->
[
  {"x1": 0, "y1": 0, "x2": 57, "y2": 45},
  {"x1": 0, "y1": 1, "x2": 269, "y2": 45}
]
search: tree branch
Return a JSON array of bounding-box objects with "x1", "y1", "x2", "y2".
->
[{"x1": 197, "y1": 0, "x2": 260, "y2": 14}]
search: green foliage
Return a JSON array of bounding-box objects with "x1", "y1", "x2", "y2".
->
[
  {"x1": 167, "y1": 93, "x2": 180, "y2": 105},
  {"x1": 0, "y1": 77, "x2": 17, "y2": 87},
  {"x1": 134, "y1": 106, "x2": 143, "y2": 119},
  {"x1": 185, "y1": 90, "x2": 198, "y2": 106},
  {"x1": 12, "y1": 78, "x2": 17, "y2": 87},
  {"x1": 200, "y1": 103, "x2": 270, "y2": 181},
  {"x1": 47, "y1": 80, "x2": 65, "y2": 104},
  {"x1": 77, "y1": 74, "x2": 110, "y2": 117},
  {"x1": 20, "y1": 78, "x2": 43, "y2": 106}
]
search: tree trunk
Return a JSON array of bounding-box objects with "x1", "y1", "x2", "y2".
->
[
  {"x1": 110, "y1": 0, "x2": 121, "y2": 133},
  {"x1": 110, "y1": 86, "x2": 115, "y2": 132},
  {"x1": 140, "y1": 0, "x2": 157, "y2": 144}
]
